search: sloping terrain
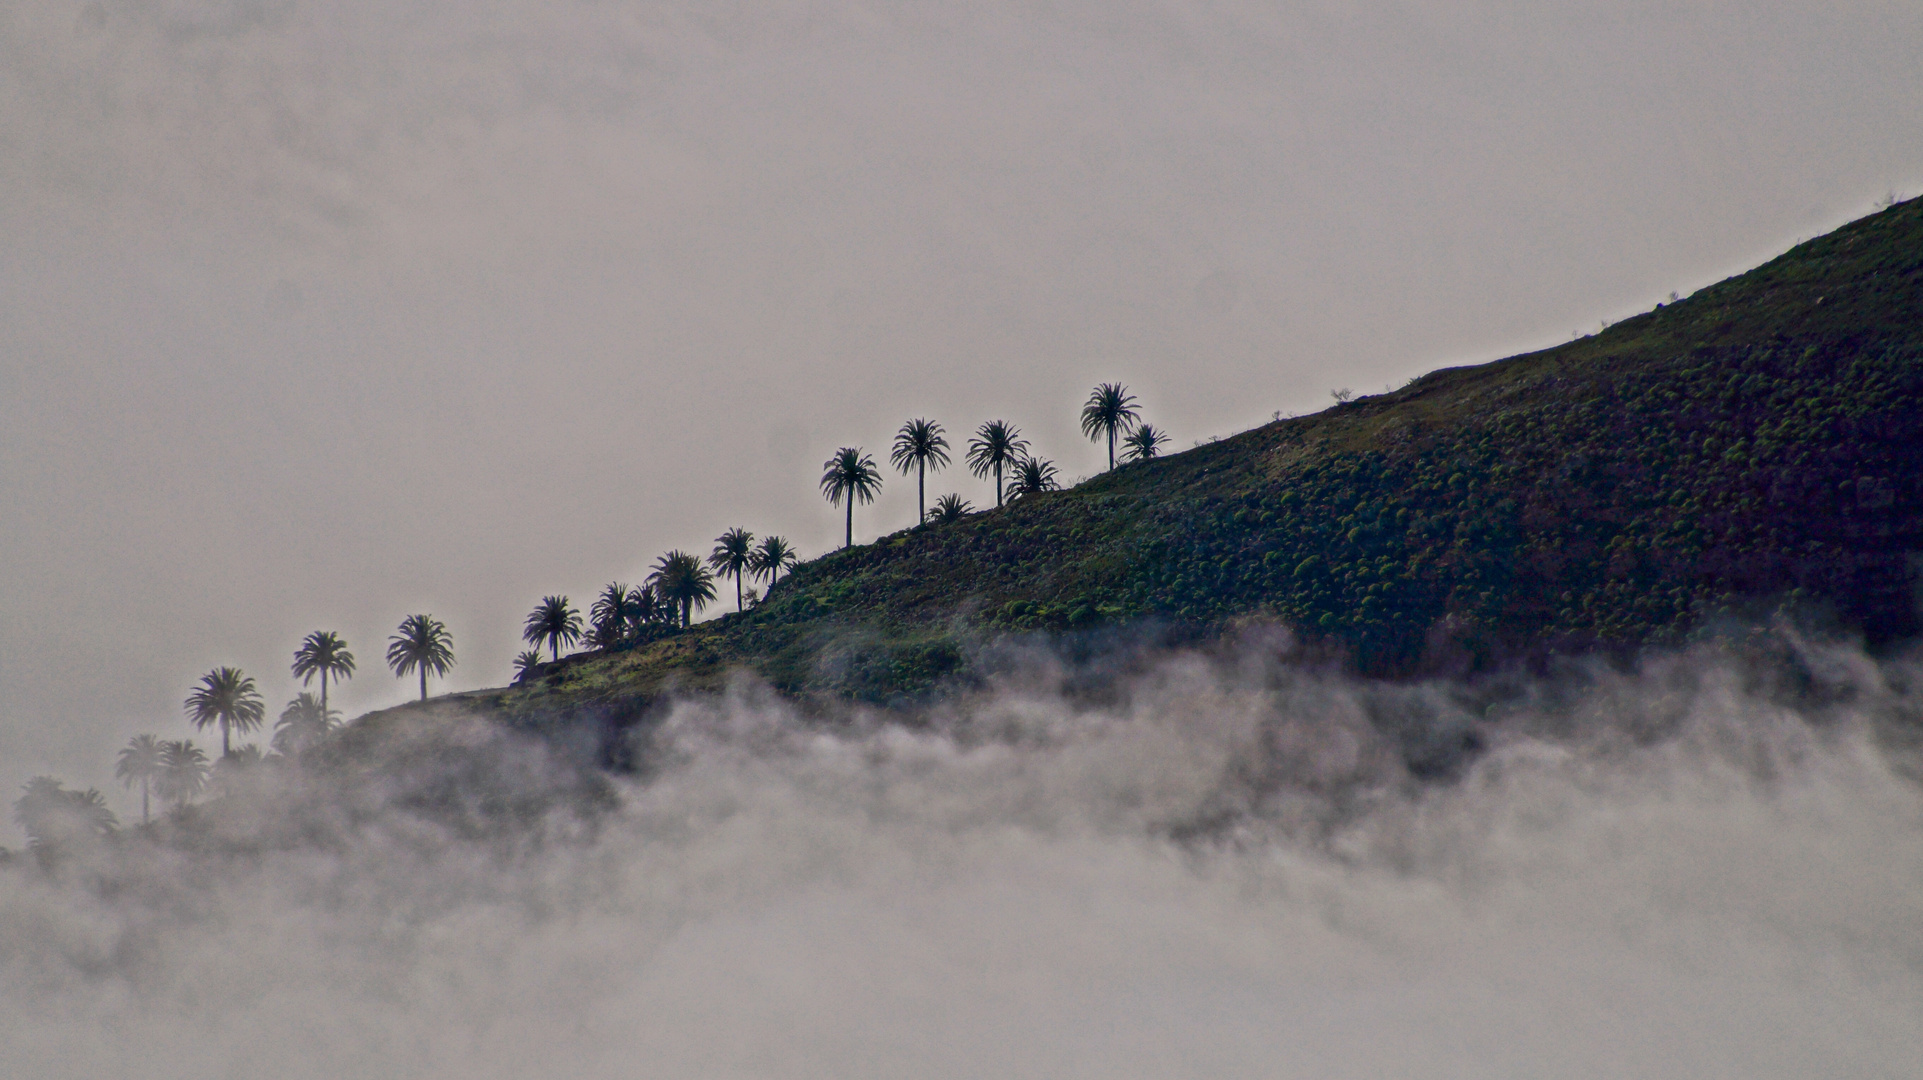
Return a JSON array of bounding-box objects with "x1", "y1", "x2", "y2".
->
[{"x1": 486, "y1": 196, "x2": 1923, "y2": 729}]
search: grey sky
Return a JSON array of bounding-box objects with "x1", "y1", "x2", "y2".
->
[{"x1": 3, "y1": 0, "x2": 1921, "y2": 820}]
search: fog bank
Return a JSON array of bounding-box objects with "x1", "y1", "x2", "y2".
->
[{"x1": 4, "y1": 636, "x2": 1919, "y2": 1077}]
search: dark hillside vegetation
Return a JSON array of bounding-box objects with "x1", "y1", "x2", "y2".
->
[{"x1": 492, "y1": 196, "x2": 1923, "y2": 726}]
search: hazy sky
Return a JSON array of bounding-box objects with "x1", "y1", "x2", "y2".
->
[{"x1": 3, "y1": 0, "x2": 1921, "y2": 814}]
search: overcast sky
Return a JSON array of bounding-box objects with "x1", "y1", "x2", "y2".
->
[{"x1": 3, "y1": 0, "x2": 1920, "y2": 822}]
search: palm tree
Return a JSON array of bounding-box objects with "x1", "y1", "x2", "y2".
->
[
  {"x1": 629, "y1": 583, "x2": 666, "y2": 632},
  {"x1": 648, "y1": 550, "x2": 717, "y2": 628},
  {"x1": 890, "y1": 419, "x2": 950, "y2": 527},
  {"x1": 512, "y1": 650, "x2": 546, "y2": 683},
  {"x1": 709, "y1": 528, "x2": 756, "y2": 612},
  {"x1": 14, "y1": 778, "x2": 116, "y2": 861},
  {"x1": 523, "y1": 595, "x2": 583, "y2": 663},
  {"x1": 387, "y1": 614, "x2": 455, "y2": 701},
  {"x1": 589, "y1": 583, "x2": 638, "y2": 647},
  {"x1": 156, "y1": 740, "x2": 211, "y2": 809},
  {"x1": 290, "y1": 630, "x2": 355, "y2": 715},
  {"x1": 820, "y1": 447, "x2": 883, "y2": 548},
  {"x1": 272, "y1": 692, "x2": 340, "y2": 757},
  {"x1": 967, "y1": 420, "x2": 1029, "y2": 508},
  {"x1": 751, "y1": 535, "x2": 798, "y2": 588},
  {"x1": 1007, "y1": 456, "x2": 1061, "y2": 498},
  {"x1": 115, "y1": 734, "x2": 166, "y2": 825},
  {"x1": 1080, "y1": 383, "x2": 1141, "y2": 471},
  {"x1": 1122, "y1": 423, "x2": 1168, "y2": 462},
  {"x1": 185, "y1": 667, "x2": 266, "y2": 757},
  {"x1": 927, "y1": 493, "x2": 972, "y2": 524}
]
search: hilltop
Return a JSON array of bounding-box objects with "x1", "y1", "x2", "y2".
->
[{"x1": 452, "y1": 196, "x2": 1922, "y2": 741}]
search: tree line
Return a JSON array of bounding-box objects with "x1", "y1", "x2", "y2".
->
[{"x1": 11, "y1": 384, "x2": 1166, "y2": 859}]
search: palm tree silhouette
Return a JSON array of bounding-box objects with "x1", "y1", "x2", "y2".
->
[
  {"x1": 1122, "y1": 423, "x2": 1168, "y2": 462},
  {"x1": 710, "y1": 528, "x2": 756, "y2": 612},
  {"x1": 1006, "y1": 456, "x2": 1062, "y2": 498},
  {"x1": 512, "y1": 650, "x2": 546, "y2": 683},
  {"x1": 387, "y1": 614, "x2": 455, "y2": 700},
  {"x1": 185, "y1": 667, "x2": 265, "y2": 757},
  {"x1": 751, "y1": 535, "x2": 798, "y2": 589},
  {"x1": 890, "y1": 419, "x2": 950, "y2": 527},
  {"x1": 291, "y1": 630, "x2": 355, "y2": 715},
  {"x1": 156, "y1": 740, "x2": 210, "y2": 809},
  {"x1": 629, "y1": 583, "x2": 666, "y2": 632},
  {"x1": 115, "y1": 734, "x2": 165, "y2": 825},
  {"x1": 820, "y1": 447, "x2": 883, "y2": 548},
  {"x1": 272, "y1": 693, "x2": 340, "y2": 757},
  {"x1": 524, "y1": 595, "x2": 583, "y2": 663},
  {"x1": 967, "y1": 421, "x2": 1029, "y2": 508},
  {"x1": 927, "y1": 493, "x2": 972, "y2": 524},
  {"x1": 649, "y1": 551, "x2": 717, "y2": 628},
  {"x1": 589, "y1": 583, "x2": 637, "y2": 648},
  {"x1": 1080, "y1": 383, "x2": 1141, "y2": 471}
]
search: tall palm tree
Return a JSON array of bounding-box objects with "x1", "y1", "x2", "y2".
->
[
  {"x1": 290, "y1": 630, "x2": 355, "y2": 715},
  {"x1": 272, "y1": 692, "x2": 340, "y2": 757},
  {"x1": 523, "y1": 595, "x2": 583, "y2": 663},
  {"x1": 387, "y1": 614, "x2": 455, "y2": 701},
  {"x1": 1007, "y1": 456, "x2": 1062, "y2": 499},
  {"x1": 1122, "y1": 423, "x2": 1168, "y2": 462},
  {"x1": 820, "y1": 447, "x2": 883, "y2": 548},
  {"x1": 751, "y1": 535, "x2": 798, "y2": 588},
  {"x1": 927, "y1": 493, "x2": 972, "y2": 524},
  {"x1": 967, "y1": 420, "x2": 1029, "y2": 508},
  {"x1": 184, "y1": 667, "x2": 266, "y2": 757},
  {"x1": 890, "y1": 418, "x2": 950, "y2": 527},
  {"x1": 1080, "y1": 383, "x2": 1141, "y2": 471},
  {"x1": 709, "y1": 528, "x2": 756, "y2": 612},
  {"x1": 648, "y1": 551, "x2": 717, "y2": 628},
  {"x1": 512, "y1": 650, "x2": 546, "y2": 683},
  {"x1": 114, "y1": 734, "x2": 165, "y2": 825},
  {"x1": 156, "y1": 740, "x2": 211, "y2": 809}
]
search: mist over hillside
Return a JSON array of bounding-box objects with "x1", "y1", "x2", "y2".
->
[{"x1": 4, "y1": 632, "x2": 1920, "y2": 1077}]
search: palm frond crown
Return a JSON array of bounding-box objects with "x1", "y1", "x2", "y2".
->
[
  {"x1": 291, "y1": 630, "x2": 355, "y2": 713},
  {"x1": 523, "y1": 595, "x2": 583, "y2": 663},
  {"x1": 750, "y1": 535, "x2": 798, "y2": 587},
  {"x1": 184, "y1": 667, "x2": 265, "y2": 757},
  {"x1": 1007, "y1": 456, "x2": 1061, "y2": 498},
  {"x1": 927, "y1": 493, "x2": 973, "y2": 524},
  {"x1": 1122, "y1": 423, "x2": 1168, "y2": 462},
  {"x1": 820, "y1": 447, "x2": 883, "y2": 548},
  {"x1": 648, "y1": 550, "x2": 717, "y2": 628}
]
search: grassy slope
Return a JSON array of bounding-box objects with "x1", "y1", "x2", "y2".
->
[{"x1": 489, "y1": 197, "x2": 1923, "y2": 725}]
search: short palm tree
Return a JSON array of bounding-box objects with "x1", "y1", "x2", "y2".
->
[
  {"x1": 185, "y1": 667, "x2": 266, "y2": 757},
  {"x1": 589, "y1": 583, "x2": 638, "y2": 647},
  {"x1": 1122, "y1": 423, "x2": 1168, "y2": 462},
  {"x1": 967, "y1": 420, "x2": 1029, "y2": 508},
  {"x1": 272, "y1": 692, "x2": 340, "y2": 757},
  {"x1": 629, "y1": 583, "x2": 666, "y2": 631},
  {"x1": 387, "y1": 614, "x2": 455, "y2": 700},
  {"x1": 750, "y1": 535, "x2": 798, "y2": 589},
  {"x1": 709, "y1": 528, "x2": 756, "y2": 612},
  {"x1": 523, "y1": 595, "x2": 583, "y2": 663},
  {"x1": 1080, "y1": 383, "x2": 1141, "y2": 471},
  {"x1": 890, "y1": 418, "x2": 950, "y2": 527},
  {"x1": 927, "y1": 493, "x2": 972, "y2": 524},
  {"x1": 1006, "y1": 456, "x2": 1061, "y2": 498},
  {"x1": 820, "y1": 447, "x2": 883, "y2": 548},
  {"x1": 156, "y1": 740, "x2": 211, "y2": 809},
  {"x1": 512, "y1": 649, "x2": 546, "y2": 682},
  {"x1": 649, "y1": 550, "x2": 717, "y2": 628},
  {"x1": 14, "y1": 778, "x2": 116, "y2": 859},
  {"x1": 290, "y1": 630, "x2": 355, "y2": 715},
  {"x1": 115, "y1": 734, "x2": 166, "y2": 825}
]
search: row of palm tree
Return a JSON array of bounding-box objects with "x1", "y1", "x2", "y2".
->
[{"x1": 820, "y1": 385, "x2": 1167, "y2": 546}]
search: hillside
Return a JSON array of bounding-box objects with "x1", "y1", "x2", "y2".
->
[{"x1": 478, "y1": 196, "x2": 1923, "y2": 734}]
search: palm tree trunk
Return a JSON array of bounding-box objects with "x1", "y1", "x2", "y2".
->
[
  {"x1": 736, "y1": 572, "x2": 743, "y2": 612},
  {"x1": 845, "y1": 499, "x2": 853, "y2": 548},
  {"x1": 918, "y1": 459, "x2": 926, "y2": 524},
  {"x1": 1108, "y1": 427, "x2": 1115, "y2": 471},
  {"x1": 141, "y1": 778, "x2": 149, "y2": 826},
  {"x1": 221, "y1": 718, "x2": 230, "y2": 757},
  {"x1": 419, "y1": 668, "x2": 428, "y2": 701},
  {"x1": 320, "y1": 670, "x2": 329, "y2": 714},
  {"x1": 995, "y1": 462, "x2": 1004, "y2": 507}
]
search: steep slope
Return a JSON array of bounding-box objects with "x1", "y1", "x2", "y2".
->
[{"x1": 496, "y1": 196, "x2": 1923, "y2": 724}]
